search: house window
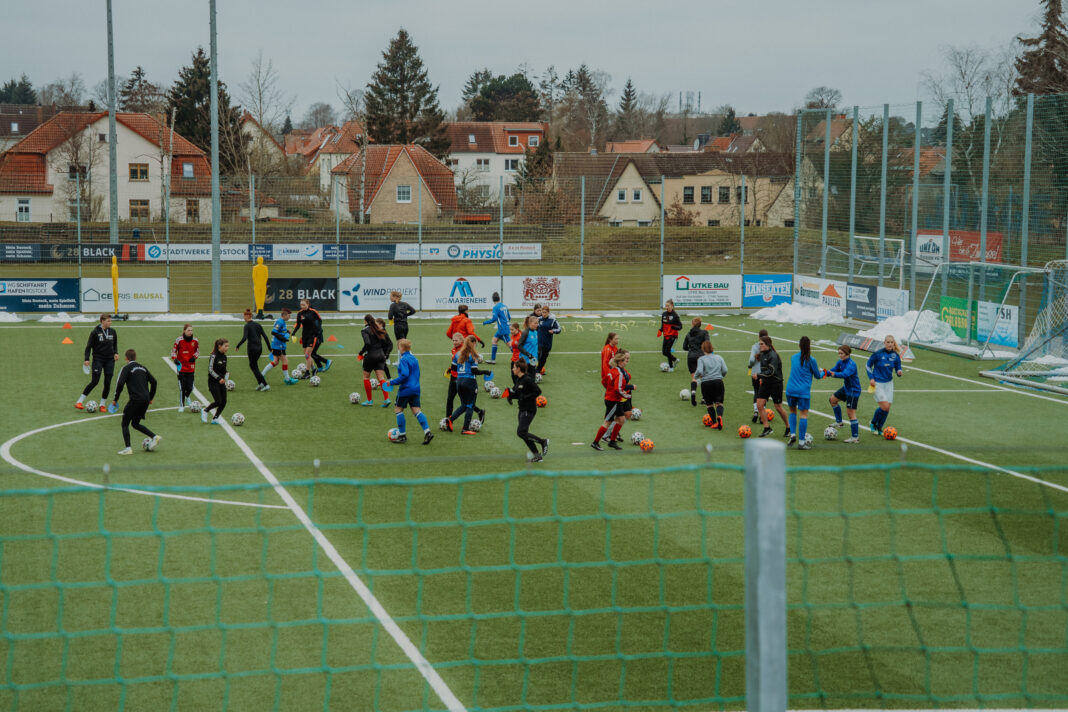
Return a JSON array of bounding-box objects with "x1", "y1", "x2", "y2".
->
[
  {"x1": 504, "y1": 184, "x2": 515, "y2": 198},
  {"x1": 16, "y1": 198, "x2": 30, "y2": 222},
  {"x1": 10, "y1": 122, "x2": 17, "y2": 133},
  {"x1": 637, "y1": 220, "x2": 651, "y2": 227},
  {"x1": 445, "y1": 159, "x2": 459, "y2": 168},
  {"x1": 744, "y1": 219, "x2": 752, "y2": 226},
  {"x1": 700, "y1": 186, "x2": 712, "y2": 204},
  {"x1": 396, "y1": 184, "x2": 412, "y2": 203},
  {"x1": 682, "y1": 186, "x2": 694, "y2": 204},
  {"x1": 632, "y1": 189, "x2": 642, "y2": 202},
  {"x1": 129, "y1": 163, "x2": 148, "y2": 181},
  {"x1": 707, "y1": 219, "x2": 721, "y2": 227},
  {"x1": 476, "y1": 158, "x2": 490, "y2": 171},
  {"x1": 736, "y1": 186, "x2": 748, "y2": 203},
  {"x1": 508, "y1": 135, "x2": 518, "y2": 147},
  {"x1": 186, "y1": 199, "x2": 199, "y2": 224},
  {"x1": 609, "y1": 220, "x2": 622, "y2": 227},
  {"x1": 475, "y1": 185, "x2": 490, "y2": 199},
  {"x1": 468, "y1": 134, "x2": 476, "y2": 144},
  {"x1": 784, "y1": 219, "x2": 795, "y2": 228},
  {"x1": 68, "y1": 164, "x2": 87, "y2": 181},
  {"x1": 129, "y1": 199, "x2": 150, "y2": 222},
  {"x1": 98, "y1": 133, "x2": 107, "y2": 143},
  {"x1": 756, "y1": 219, "x2": 762, "y2": 227},
  {"x1": 718, "y1": 186, "x2": 730, "y2": 203},
  {"x1": 182, "y1": 162, "x2": 194, "y2": 179},
  {"x1": 504, "y1": 159, "x2": 518, "y2": 171},
  {"x1": 529, "y1": 136, "x2": 540, "y2": 147},
  {"x1": 617, "y1": 189, "x2": 626, "y2": 202}
]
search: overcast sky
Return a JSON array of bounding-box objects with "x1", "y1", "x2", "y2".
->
[{"x1": 4, "y1": 0, "x2": 1042, "y2": 122}]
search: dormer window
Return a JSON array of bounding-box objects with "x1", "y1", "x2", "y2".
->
[
  {"x1": 529, "y1": 136, "x2": 539, "y2": 147},
  {"x1": 508, "y1": 135, "x2": 518, "y2": 147},
  {"x1": 468, "y1": 134, "x2": 476, "y2": 144},
  {"x1": 10, "y1": 122, "x2": 18, "y2": 133}
]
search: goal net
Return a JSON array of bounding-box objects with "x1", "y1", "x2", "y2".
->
[
  {"x1": 983, "y1": 260, "x2": 1068, "y2": 392},
  {"x1": 822, "y1": 235, "x2": 905, "y2": 289}
]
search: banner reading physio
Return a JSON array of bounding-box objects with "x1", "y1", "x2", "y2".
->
[
  {"x1": 421, "y1": 277, "x2": 500, "y2": 309},
  {"x1": 394, "y1": 243, "x2": 542, "y2": 261},
  {"x1": 742, "y1": 274, "x2": 792, "y2": 308},
  {"x1": 81, "y1": 278, "x2": 169, "y2": 313},
  {"x1": 792, "y1": 275, "x2": 846, "y2": 315},
  {"x1": 337, "y1": 278, "x2": 420, "y2": 312},
  {"x1": 663, "y1": 274, "x2": 742, "y2": 308},
  {"x1": 846, "y1": 282, "x2": 878, "y2": 321},
  {"x1": 0, "y1": 278, "x2": 79, "y2": 312},
  {"x1": 503, "y1": 276, "x2": 582, "y2": 310}
]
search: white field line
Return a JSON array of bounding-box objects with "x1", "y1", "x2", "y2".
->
[
  {"x1": 811, "y1": 389, "x2": 1002, "y2": 394},
  {"x1": 163, "y1": 358, "x2": 467, "y2": 712},
  {"x1": 710, "y1": 321, "x2": 1068, "y2": 406},
  {"x1": 0, "y1": 407, "x2": 288, "y2": 509}
]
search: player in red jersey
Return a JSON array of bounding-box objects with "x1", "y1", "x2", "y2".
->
[{"x1": 171, "y1": 323, "x2": 199, "y2": 412}]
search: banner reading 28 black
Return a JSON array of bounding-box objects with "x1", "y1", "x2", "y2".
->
[{"x1": 264, "y1": 278, "x2": 338, "y2": 311}]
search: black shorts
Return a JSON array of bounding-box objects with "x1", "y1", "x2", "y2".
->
[
  {"x1": 604, "y1": 399, "x2": 625, "y2": 420},
  {"x1": 270, "y1": 347, "x2": 286, "y2": 358},
  {"x1": 362, "y1": 354, "x2": 386, "y2": 373},
  {"x1": 757, "y1": 380, "x2": 783, "y2": 404},
  {"x1": 700, "y1": 379, "x2": 725, "y2": 404},
  {"x1": 301, "y1": 334, "x2": 319, "y2": 349},
  {"x1": 396, "y1": 394, "x2": 421, "y2": 409},
  {"x1": 93, "y1": 358, "x2": 116, "y2": 376},
  {"x1": 123, "y1": 400, "x2": 149, "y2": 421}
]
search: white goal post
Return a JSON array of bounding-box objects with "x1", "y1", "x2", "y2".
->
[{"x1": 822, "y1": 235, "x2": 905, "y2": 289}]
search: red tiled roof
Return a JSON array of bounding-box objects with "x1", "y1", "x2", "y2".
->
[
  {"x1": 170, "y1": 156, "x2": 212, "y2": 196},
  {"x1": 604, "y1": 139, "x2": 660, "y2": 153},
  {"x1": 707, "y1": 136, "x2": 733, "y2": 152},
  {"x1": 333, "y1": 144, "x2": 456, "y2": 212},
  {"x1": 444, "y1": 122, "x2": 548, "y2": 154},
  {"x1": 240, "y1": 111, "x2": 286, "y2": 155},
  {"x1": 806, "y1": 116, "x2": 852, "y2": 143},
  {"x1": 0, "y1": 153, "x2": 51, "y2": 194},
  {"x1": 891, "y1": 147, "x2": 945, "y2": 178},
  {"x1": 317, "y1": 120, "x2": 366, "y2": 154}
]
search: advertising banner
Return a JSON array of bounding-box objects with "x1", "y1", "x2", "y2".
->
[
  {"x1": 249, "y1": 244, "x2": 273, "y2": 261},
  {"x1": 939, "y1": 296, "x2": 973, "y2": 339},
  {"x1": 0, "y1": 244, "x2": 40, "y2": 262},
  {"x1": 140, "y1": 243, "x2": 249, "y2": 261},
  {"x1": 270, "y1": 243, "x2": 324, "y2": 261},
  {"x1": 914, "y1": 231, "x2": 947, "y2": 273},
  {"x1": 337, "y1": 277, "x2": 420, "y2": 312},
  {"x1": 742, "y1": 274, "x2": 792, "y2": 308},
  {"x1": 346, "y1": 244, "x2": 398, "y2": 261},
  {"x1": 81, "y1": 278, "x2": 169, "y2": 313},
  {"x1": 265, "y1": 278, "x2": 338, "y2": 311},
  {"x1": 846, "y1": 282, "x2": 878, "y2": 321},
  {"x1": 947, "y1": 230, "x2": 1003, "y2": 263},
  {"x1": 876, "y1": 286, "x2": 908, "y2": 321},
  {"x1": 421, "y1": 276, "x2": 500, "y2": 309},
  {"x1": 663, "y1": 274, "x2": 742, "y2": 308},
  {"x1": 976, "y1": 300, "x2": 1019, "y2": 348},
  {"x1": 0, "y1": 278, "x2": 80, "y2": 312},
  {"x1": 394, "y1": 243, "x2": 542, "y2": 261},
  {"x1": 792, "y1": 275, "x2": 847, "y2": 315},
  {"x1": 503, "y1": 276, "x2": 583, "y2": 310}
]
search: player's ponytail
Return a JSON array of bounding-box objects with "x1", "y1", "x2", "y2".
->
[
  {"x1": 799, "y1": 336, "x2": 811, "y2": 362},
  {"x1": 604, "y1": 332, "x2": 617, "y2": 346},
  {"x1": 364, "y1": 314, "x2": 386, "y2": 340},
  {"x1": 213, "y1": 338, "x2": 228, "y2": 353}
]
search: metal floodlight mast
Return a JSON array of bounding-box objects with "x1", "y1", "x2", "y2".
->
[
  {"x1": 210, "y1": 0, "x2": 221, "y2": 312},
  {"x1": 106, "y1": 0, "x2": 118, "y2": 245}
]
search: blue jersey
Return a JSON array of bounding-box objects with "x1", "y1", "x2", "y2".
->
[
  {"x1": 270, "y1": 317, "x2": 290, "y2": 351},
  {"x1": 388, "y1": 351, "x2": 421, "y2": 397},
  {"x1": 866, "y1": 349, "x2": 902, "y2": 383},
  {"x1": 483, "y1": 303, "x2": 511, "y2": 336},
  {"x1": 519, "y1": 329, "x2": 538, "y2": 363},
  {"x1": 785, "y1": 353, "x2": 823, "y2": 398},
  {"x1": 453, "y1": 355, "x2": 480, "y2": 380},
  {"x1": 537, "y1": 314, "x2": 561, "y2": 347},
  {"x1": 826, "y1": 357, "x2": 861, "y2": 396}
]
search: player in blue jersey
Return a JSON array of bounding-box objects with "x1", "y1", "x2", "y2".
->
[
  {"x1": 447, "y1": 336, "x2": 490, "y2": 434},
  {"x1": 261, "y1": 307, "x2": 298, "y2": 385},
  {"x1": 386, "y1": 339, "x2": 434, "y2": 445},
  {"x1": 824, "y1": 344, "x2": 862, "y2": 443},
  {"x1": 784, "y1": 336, "x2": 823, "y2": 449},
  {"x1": 866, "y1": 335, "x2": 904, "y2": 434},
  {"x1": 482, "y1": 292, "x2": 511, "y2": 368}
]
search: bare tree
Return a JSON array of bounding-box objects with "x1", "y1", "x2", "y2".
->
[
  {"x1": 337, "y1": 82, "x2": 369, "y2": 223},
  {"x1": 38, "y1": 73, "x2": 87, "y2": 106},
  {"x1": 300, "y1": 102, "x2": 336, "y2": 129},
  {"x1": 50, "y1": 123, "x2": 105, "y2": 221},
  {"x1": 803, "y1": 86, "x2": 843, "y2": 110},
  {"x1": 239, "y1": 50, "x2": 293, "y2": 136}
]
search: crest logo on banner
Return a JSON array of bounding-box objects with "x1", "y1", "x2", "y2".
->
[{"x1": 523, "y1": 277, "x2": 560, "y2": 302}]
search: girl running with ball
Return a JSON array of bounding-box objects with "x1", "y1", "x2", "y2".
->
[
  {"x1": 447, "y1": 336, "x2": 489, "y2": 434},
  {"x1": 825, "y1": 344, "x2": 862, "y2": 443},
  {"x1": 692, "y1": 340, "x2": 728, "y2": 428},
  {"x1": 755, "y1": 335, "x2": 789, "y2": 438},
  {"x1": 359, "y1": 314, "x2": 392, "y2": 407},
  {"x1": 171, "y1": 323, "x2": 199, "y2": 411},
  {"x1": 867, "y1": 335, "x2": 904, "y2": 434},
  {"x1": 592, "y1": 349, "x2": 632, "y2": 451}
]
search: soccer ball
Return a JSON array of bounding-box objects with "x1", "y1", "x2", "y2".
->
[
  {"x1": 680, "y1": 388, "x2": 691, "y2": 401},
  {"x1": 765, "y1": 408, "x2": 775, "y2": 422},
  {"x1": 534, "y1": 372, "x2": 542, "y2": 383},
  {"x1": 489, "y1": 387, "x2": 502, "y2": 399},
  {"x1": 387, "y1": 427, "x2": 403, "y2": 442},
  {"x1": 630, "y1": 408, "x2": 642, "y2": 421},
  {"x1": 292, "y1": 363, "x2": 306, "y2": 377},
  {"x1": 659, "y1": 362, "x2": 670, "y2": 372},
  {"x1": 824, "y1": 425, "x2": 839, "y2": 440},
  {"x1": 883, "y1": 426, "x2": 898, "y2": 440},
  {"x1": 702, "y1": 413, "x2": 714, "y2": 427},
  {"x1": 738, "y1": 425, "x2": 752, "y2": 438},
  {"x1": 535, "y1": 395, "x2": 547, "y2": 408},
  {"x1": 369, "y1": 377, "x2": 379, "y2": 389},
  {"x1": 309, "y1": 375, "x2": 321, "y2": 387},
  {"x1": 484, "y1": 380, "x2": 495, "y2": 392},
  {"x1": 469, "y1": 418, "x2": 482, "y2": 432},
  {"x1": 189, "y1": 401, "x2": 202, "y2": 413},
  {"x1": 439, "y1": 417, "x2": 451, "y2": 431},
  {"x1": 631, "y1": 431, "x2": 645, "y2": 445},
  {"x1": 231, "y1": 412, "x2": 245, "y2": 426},
  {"x1": 639, "y1": 438, "x2": 654, "y2": 452},
  {"x1": 142, "y1": 437, "x2": 154, "y2": 451},
  {"x1": 85, "y1": 400, "x2": 98, "y2": 413},
  {"x1": 804, "y1": 433, "x2": 814, "y2": 444},
  {"x1": 349, "y1": 392, "x2": 361, "y2": 404},
  {"x1": 225, "y1": 379, "x2": 236, "y2": 391}
]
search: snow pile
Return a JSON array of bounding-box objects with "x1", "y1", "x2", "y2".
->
[
  {"x1": 0, "y1": 312, "x2": 21, "y2": 322},
  {"x1": 751, "y1": 303, "x2": 843, "y2": 326},
  {"x1": 859, "y1": 310, "x2": 962, "y2": 344},
  {"x1": 140, "y1": 312, "x2": 242, "y2": 322},
  {"x1": 39, "y1": 312, "x2": 97, "y2": 323}
]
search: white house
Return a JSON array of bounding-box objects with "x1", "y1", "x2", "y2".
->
[{"x1": 443, "y1": 121, "x2": 548, "y2": 203}]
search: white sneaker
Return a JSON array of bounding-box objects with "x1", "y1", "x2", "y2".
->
[
  {"x1": 201, "y1": 409, "x2": 208, "y2": 423},
  {"x1": 834, "y1": 421, "x2": 845, "y2": 428},
  {"x1": 149, "y1": 435, "x2": 161, "y2": 451},
  {"x1": 178, "y1": 406, "x2": 184, "y2": 413},
  {"x1": 117, "y1": 447, "x2": 133, "y2": 455},
  {"x1": 261, "y1": 384, "x2": 269, "y2": 392},
  {"x1": 843, "y1": 436, "x2": 859, "y2": 444}
]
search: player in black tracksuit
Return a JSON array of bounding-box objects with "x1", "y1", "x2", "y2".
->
[
  {"x1": 658, "y1": 301, "x2": 683, "y2": 370},
  {"x1": 388, "y1": 291, "x2": 417, "y2": 341},
  {"x1": 507, "y1": 360, "x2": 549, "y2": 461},
  {"x1": 202, "y1": 339, "x2": 230, "y2": 424},
  {"x1": 236, "y1": 309, "x2": 271, "y2": 390},
  {"x1": 76, "y1": 314, "x2": 119, "y2": 409},
  {"x1": 111, "y1": 349, "x2": 158, "y2": 454},
  {"x1": 293, "y1": 300, "x2": 329, "y2": 374}
]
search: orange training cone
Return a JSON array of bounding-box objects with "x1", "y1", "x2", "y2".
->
[
  {"x1": 61, "y1": 337, "x2": 73, "y2": 344},
  {"x1": 705, "y1": 324, "x2": 715, "y2": 331},
  {"x1": 62, "y1": 322, "x2": 72, "y2": 329},
  {"x1": 327, "y1": 334, "x2": 337, "y2": 342}
]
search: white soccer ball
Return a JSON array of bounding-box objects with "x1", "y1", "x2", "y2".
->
[
  {"x1": 225, "y1": 379, "x2": 236, "y2": 391},
  {"x1": 484, "y1": 380, "x2": 495, "y2": 392},
  {"x1": 309, "y1": 375, "x2": 321, "y2": 387},
  {"x1": 630, "y1": 408, "x2": 642, "y2": 421},
  {"x1": 292, "y1": 364, "x2": 306, "y2": 378},
  {"x1": 469, "y1": 418, "x2": 482, "y2": 432},
  {"x1": 659, "y1": 362, "x2": 670, "y2": 372},
  {"x1": 142, "y1": 437, "x2": 154, "y2": 451},
  {"x1": 85, "y1": 400, "x2": 98, "y2": 413},
  {"x1": 370, "y1": 377, "x2": 380, "y2": 389},
  {"x1": 387, "y1": 427, "x2": 402, "y2": 442},
  {"x1": 189, "y1": 401, "x2": 202, "y2": 413},
  {"x1": 231, "y1": 412, "x2": 245, "y2": 426},
  {"x1": 631, "y1": 431, "x2": 646, "y2": 445},
  {"x1": 804, "y1": 433, "x2": 814, "y2": 444},
  {"x1": 349, "y1": 392, "x2": 362, "y2": 404},
  {"x1": 534, "y1": 372, "x2": 542, "y2": 383},
  {"x1": 439, "y1": 417, "x2": 451, "y2": 431},
  {"x1": 490, "y1": 387, "x2": 502, "y2": 399},
  {"x1": 680, "y1": 388, "x2": 691, "y2": 401},
  {"x1": 823, "y1": 425, "x2": 839, "y2": 441}
]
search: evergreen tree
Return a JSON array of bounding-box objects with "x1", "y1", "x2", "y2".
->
[
  {"x1": 556, "y1": 64, "x2": 609, "y2": 151},
  {"x1": 0, "y1": 74, "x2": 36, "y2": 104},
  {"x1": 119, "y1": 66, "x2": 164, "y2": 113},
  {"x1": 614, "y1": 78, "x2": 638, "y2": 138},
  {"x1": 281, "y1": 115, "x2": 293, "y2": 136},
  {"x1": 469, "y1": 73, "x2": 541, "y2": 121},
  {"x1": 717, "y1": 106, "x2": 741, "y2": 136},
  {"x1": 1014, "y1": 0, "x2": 1068, "y2": 95},
  {"x1": 462, "y1": 68, "x2": 493, "y2": 105},
  {"x1": 514, "y1": 138, "x2": 553, "y2": 188},
  {"x1": 364, "y1": 29, "x2": 449, "y2": 158},
  {"x1": 167, "y1": 48, "x2": 247, "y2": 174},
  {"x1": 930, "y1": 106, "x2": 964, "y2": 145}
]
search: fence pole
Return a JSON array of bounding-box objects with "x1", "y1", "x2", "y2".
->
[
  {"x1": 820, "y1": 108, "x2": 831, "y2": 277},
  {"x1": 76, "y1": 171, "x2": 82, "y2": 280},
  {"x1": 580, "y1": 177, "x2": 585, "y2": 309},
  {"x1": 745, "y1": 438, "x2": 787, "y2": 712},
  {"x1": 208, "y1": 0, "x2": 221, "y2": 313},
  {"x1": 849, "y1": 106, "x2": 859, "y2": 283},
  {"x1": 878, "y1": 103, "x2": 889, "y2": 290},
  {"x1": 418, "y1": 175, "x2": 424, "y2": 310},
  {"x1": 942, "y1": 98, "x2": 954, "y2": 300},
  {"x1": 250, "y1": 173, "x2": 256, "y2": 245},
  {"x1": 106, "y1": 0, "x2": 118, "y2": 246},
  {"x1": 499, "y1": 175, "x2": 504, "y2": 297},
  {"x1": 740, "y1": 174, "x2": 746, "y2": 276},
  {"x1": 1020, "y1": 96, "x2": 1032, "y2": 349},
  {"x1": 334, "y1": 175, "x2": 341, "y2": 281},
  {"x1": 910, "y1": 101, "x2": 922, "y2": 310},
  {"x1": 659, "y1": 177, "x2": 665, "y2": 307},
  {"x1": 793, "y1": 111, "x2": 802, "y2": 276},
  {"x1": 979, "y1": 96, "x2": 992, "y2": 303}
]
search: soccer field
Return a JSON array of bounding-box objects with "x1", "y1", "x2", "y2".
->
[{"x1": 1, "y1": 313, "x2": 1066, "y2": 711}]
